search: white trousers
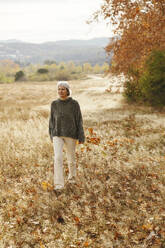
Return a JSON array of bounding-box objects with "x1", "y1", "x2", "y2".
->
[{"x1": 53, "y1": 136, "x2": 77, "y2": 188}]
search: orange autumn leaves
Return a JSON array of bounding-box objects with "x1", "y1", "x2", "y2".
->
[
  {"x1": 87, "y1": 128, "x2": 100, "y2": 146},
  {"x1": 41, "y1": 181, "x2": 53, "y2": 191},
  {"x1": 87, "y1": 127, "x2": 134, "y2": 147},
  {"x1": 93, "y1": 0, "x2": 165, "y2": 74}
]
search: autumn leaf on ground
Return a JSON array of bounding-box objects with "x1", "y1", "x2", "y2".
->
[
  {"x1": 74, "y1": 216, "x2": 80, "y2": 224},
  {"x1": 41, "y1": 181, "x2": 53, "y2": 191},
  {"x1": 88, "y1": 127, "x2": 94, "y2": 136},
  {"x1": 142, "y1": 224, "x2": 154, "y2": 231}
]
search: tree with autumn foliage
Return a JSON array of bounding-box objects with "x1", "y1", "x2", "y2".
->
[
  {"x1": 0, "y1": 59, "x2": 20, "y2": 83},
  {"x1": 93, "y1": 0, "x2": 165, "y2": 74},
  {"x1": 92, "y1": 0, "x2": 165, "y2": 105}
]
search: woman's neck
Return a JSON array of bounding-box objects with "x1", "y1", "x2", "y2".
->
[{"x1": 60, "y1": 96, "x2": 69, "y2": 101}]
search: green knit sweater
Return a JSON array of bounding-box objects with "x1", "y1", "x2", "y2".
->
[{"x1": 49, "y1": 97, "x2": 85, "y2": 143}]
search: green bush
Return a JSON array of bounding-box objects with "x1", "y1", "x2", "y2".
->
[
  {"x1": 59, "y1": 66, "x2": 65, "y2": 70},
  {"x1": 37, "y1": 68, "x2": 49, "y2": 74},
  {"x1": 139, "y1": 50, "x2": 165, "y2": 106},
  {"x1": 124, "y1": 68, "x2": 142, "y2": 102},
  {"x1": 124, "y1": 50, "x2": 165, "y2": 106},
  {"x1": 15, "y1": 71, "x2": 25, "y2": 81},
  {"x1": 0, "y1": 73, "x2": 14, "y2": 83},
  {"x1": 124, "y1": 80, "x2": 142, "y2": 102}
]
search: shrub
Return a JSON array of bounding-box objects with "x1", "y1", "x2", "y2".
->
[
  {"x1": 28, "y1": 73, "x2": 50, "y2": 82},
  {"x1": 15, "y1": 71, "x2": 25, "y2": 81},
  {"x1": 124, "y1": 68, "x2": 142, "y2": 102},
  {"x1": 54, "y1": 70, "x2": 71, "y2": 81},
  {"x1": 60, "y1": 66, "x2": 65, "y2": 70},
  {"x1": 139, "y1": 50, "x2": 165, "y2": 106},
  {"x1": 37, "y1": 68, "x2": 49, "y2": 74},
  {"x1": 124, "y1": 80, "x2": 141, "y2": 102},
  {"x1": 0, "y1": 73, "x2": 14, "y2": 83}
]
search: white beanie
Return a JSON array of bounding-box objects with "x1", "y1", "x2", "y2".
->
[{"x1": 57, "y1": 81, "x2": 71, "y2": 96}]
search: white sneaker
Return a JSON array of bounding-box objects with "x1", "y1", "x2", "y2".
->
[
  {"x1": 53, "y1": 185, "x2": 64, "y2": 196},
  {"x1": 54, "y1": 185, "x2": 64, "y2": 190},
  {"x1": 68, "y1": 177, "x2": 76, "y2": 184}
]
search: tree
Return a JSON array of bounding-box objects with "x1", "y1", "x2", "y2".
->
[
  {"x1": 37, "y1": 68, "x2": 49, "y2": 74},
  {"x1": 44, "y1": 60, "x2": 57, "y2": 65},
  {"x1": 101, "y1": 62, "x2": 109, "y2": 73},
  {"x1": 58, "y1": 62, "x2": 67, "y2": 70},
  {"x1": 83, "y1": 63, "x2": 93, "y2": 73},
  {"x1": 0, "y1": 59, "x2": 20, "y2": 75},
  {"x1": 68, "y1": 61, "x2": 76, "y2": 73},
  {"x1": 75, "y1": 65, "x2": 82, "y2": 74},
  {"x1": 93, "y1": 0, "x2": 165, "y2": 75},
  {"x1": 15, "y1": 71, "x2": 25, "y2": 81},
  {"x1": 139, "y1": 50, "x2": 165, "y2": 106},
  {"x1": 93, "y1": 64, "x2": 101, "y2": 74}
]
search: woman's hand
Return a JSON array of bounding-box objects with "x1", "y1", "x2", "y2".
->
[{"x1": 77, "y1": 140, "x2": 84, "y2": 144}]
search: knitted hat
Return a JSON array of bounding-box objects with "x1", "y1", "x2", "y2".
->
[{"x1": 57, "y1": 81, "x2": 71, "y2": 96}]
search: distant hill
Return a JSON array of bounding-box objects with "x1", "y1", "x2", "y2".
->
[{"x1": 0, "y1": 37, "x2": 112, "y2": 65}]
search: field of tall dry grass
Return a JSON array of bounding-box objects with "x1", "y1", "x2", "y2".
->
[{"x1": 0, "y1": 76, "x2": 165, "y2": 248}]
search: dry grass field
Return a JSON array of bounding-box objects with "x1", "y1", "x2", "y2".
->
[{"x1": 0, "y1": 75, "x2": 165, "y2": 248}]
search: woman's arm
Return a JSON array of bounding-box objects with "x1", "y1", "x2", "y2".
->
[
  {"x1": 49, "y1": 102, "x2": 55, "y2": 142},
  {"x1": 75, "y1": 102, "x2": 85, "y2": 143}
]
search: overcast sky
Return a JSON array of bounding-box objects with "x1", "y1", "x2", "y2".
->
[{"x1": 0, "y1": 0, "x2": 113, "y2": 43}]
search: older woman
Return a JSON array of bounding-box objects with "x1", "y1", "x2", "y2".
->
[{"x1": 49, "y1": 81, "x2": 85, "y2": 192}]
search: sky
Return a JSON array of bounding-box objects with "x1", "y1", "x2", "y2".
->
[{"x1": 0, "y1": 0, "x2": 113, "y2": 44}]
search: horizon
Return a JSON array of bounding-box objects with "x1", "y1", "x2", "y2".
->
[{"x1": 0, "y1": 36, "x2": 111, "y2": 44}]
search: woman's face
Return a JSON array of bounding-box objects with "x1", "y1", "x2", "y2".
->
[{"x1": 58, "y1": 86, "x2": 68, "y2": 99}]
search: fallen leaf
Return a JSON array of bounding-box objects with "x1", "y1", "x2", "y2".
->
[
  {"x1": 88, "y1": 128, "x2": 94, "y2": 136},
  {"x1": 84, "y1": 241, "x2": 89, "y2": 247}
]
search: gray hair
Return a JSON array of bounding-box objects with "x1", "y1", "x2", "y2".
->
[{"x1": 57, "y1": 81, "x2": 71, "y2": 96}]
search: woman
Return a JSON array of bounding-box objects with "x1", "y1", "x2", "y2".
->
[{"x1": 49, "y1": 81, "x2": 85, "y2": 192}]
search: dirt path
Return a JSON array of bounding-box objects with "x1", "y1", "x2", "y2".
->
[
  {"x1": 33, "y1": 74, "x2": 125, "y2": 124},
  {"x1": 70, "y1": 74, "x2": 125, "y2": 124}
]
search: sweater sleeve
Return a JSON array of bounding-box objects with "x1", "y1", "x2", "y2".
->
[
  {"x1": 75, "y1": 102, "x2": 85, "y2": 143},
  {"x1": 49, "y1": 102, "x2": 54, "y2": 141}
]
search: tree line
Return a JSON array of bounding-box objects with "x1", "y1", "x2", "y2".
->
[{"x1": 0, "y1": 60, "x2": 109, "y2": 83}]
